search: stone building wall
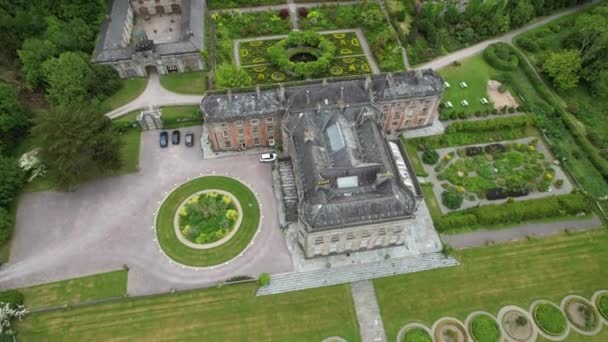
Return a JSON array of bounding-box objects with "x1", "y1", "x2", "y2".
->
[
  {"x1": 298, "y1": 218, "x2": 410, "y2": 258},
  {"x1": 379, "y1": 94, "x2": 441, "y2": 132},
  {"x1": 131, "y1": 0, "x2": 182, "y2": 16},
  {"x1": 206, "y1": 112, "x2": 283, "y2": 151},
  {"x1": 121, "y1": 6, "x2": 135, "y2": 48},
  {"x1": 105, "y1": 52, "x2": 204, "y2": 78}
]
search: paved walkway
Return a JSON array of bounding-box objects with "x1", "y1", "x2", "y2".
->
[
  {"x1": 415, "y1": 1, "x2": 598, "y2": 71},
  {"x1": 442, "y1": 214, "x2": 602, "y2": 249},
  {"x1": 351, "y1": 280, "x2": 387, "y2": 342},
  {"x1": 0, "y1": 128, "x2": 293, "y2": 295},
  {"x1": 105, "y1": 71, "x2": 202, "y2": 119}
]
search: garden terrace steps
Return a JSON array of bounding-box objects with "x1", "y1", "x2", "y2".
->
[
  {"x1": 278, "y1": 159, "x2": 298, "y2": 222},
  {"x1": 256, "y1": 252, "x2": 458, "y2": 296}
]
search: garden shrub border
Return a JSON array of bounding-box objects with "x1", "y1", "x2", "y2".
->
[{"x1": 155, "y1": 176, "x2": 260, "y2": 267}]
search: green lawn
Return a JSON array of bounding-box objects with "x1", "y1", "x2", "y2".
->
[
  {"x1": 439, "y1": 55, "x2": 497, "y2": 115},
  {"x1": 156, "y1": 176, "x2": 260, "y2": 266},
  {"x1": 20, "y1": 270, "x2": 128, "y2": 310},
  {"x1": 159, "y1": 71, "x2": 207, "y2": 95},
  {"x1": 100, "y1": 78, "x2": 147, "y2": 111},
  {"x1": 374, "y1": 230, "x2": 608, "y2": 342},
  {"x1": 160, "y1": 105, "x2": 202, "y2": 129},
  {"x1": 17, "y1": 283, "x2": 360, "y2": 342}
]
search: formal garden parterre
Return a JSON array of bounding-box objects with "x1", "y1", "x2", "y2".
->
[
  {"x1": 237, "y1": 31, "x2": 373, "y2": 83},
  {"x1": 155, "y1": 176, "x2": 260, "y2": 267}
]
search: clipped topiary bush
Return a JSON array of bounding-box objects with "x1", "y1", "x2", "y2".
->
[
  {"x1": 534, "y1": 302, "x2": 567, "y2": 335},
  {"x1": 470, "y1": 314, "x2": 500, "y2": 342},
  {"x1": 422, "y1": 150, "x2": 439, "y2": 165},
  {"x1": 442, "y1": 189, "x2": 463, "y2": 210},
  {"x1": 403, "y1": 327, "x2": 432, "y2": 342}
]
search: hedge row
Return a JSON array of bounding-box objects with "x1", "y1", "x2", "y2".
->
[
  {"x1": 513, "y1": 48, "x2": 608, "y2": 182},
  {"x1": 0, "y1": 290, "x2": 24, "y2": 307},
  {"x1": 435, "y1": 193, "x2": 589, "y2": 232},
  {"x1": 483, "y1": 43, "x2": 519, "y2": 71},
  {"x1": 446, "y1": 115, "x2": 536, "y2": 133}
]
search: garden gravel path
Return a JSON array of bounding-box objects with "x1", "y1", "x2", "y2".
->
[
  {"x1": 0, "y1": 128, "x2": 293, "y2": 295},
  {"x1": 416, "y1": 1, "x2": 599, "y2": 71},
  {"x1": 351, "y1": 280, "x2": 387, "y2": 342},
  {"x1": 442, "y1": 214, "x2": 602, "y2": 249}
]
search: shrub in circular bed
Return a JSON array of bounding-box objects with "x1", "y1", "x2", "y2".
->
[
  {"x1": 268, "y1": 31, "x2": 336, "y2": 78},
  {"x1": 403, "y1": 327, "x2": 432, "y2": 342},
  {"x1": 470, "y1": 314, "x2": 500, "y2": 342},
  {"x1": 442, "y1": 189, "x2": 463, "y2": 210},
  {"x1": 422, "y1": 150, "x2": 439, "y2": 165},
  {"x1": 534, "y1": 303, "x2": 567, "y2": 335},
  {"x1": 597, "y1": 294, "x2": 608, "y2": 320},
  {"x1": 178, "y1": 192, "x2": 239, "y2": 244}
]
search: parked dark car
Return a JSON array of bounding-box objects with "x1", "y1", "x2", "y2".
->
[
  {"x1": 171, "y1": 130, "x2": 180, "y2": 145},
  {"x1": 185, "y1": 131, "x2": 194, "y2": 147},
  {"x1": 159, "y1": 131, "x2": 168, "y2": 148}
]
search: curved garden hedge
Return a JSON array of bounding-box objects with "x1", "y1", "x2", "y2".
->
[
  {"x1": 156, "y1": 176, "x2": 260, "y2": 267},
  {"x1": 483, "y1": 43, "x2": 519, "y2": 71},
  {"x1": 268, "y1": 31, "x2": 336, "y2": 77}
]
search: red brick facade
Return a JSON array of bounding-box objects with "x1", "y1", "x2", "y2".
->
[
  {"x1": 380, "y1": 95, "x2": 441, "y2": 133},
  {"x1": 207, "y1": 113, "x2": 282, "y2": 151}
]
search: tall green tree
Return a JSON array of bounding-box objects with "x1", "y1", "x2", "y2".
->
[
  {"x1": 42, "y1": 52, "x2": 92, "y2": 106},
  {"x1": 543, "y1": 49, "x2": 582, "y2": 91},
  {"x1": 33, "y1": 105, "x2": 122, "y2": 189},
  {"x1": 0, "y1": 155, "x2": 24, "y2": 207},
  {"x1": 45, "y1": 16, "x2": 94, "y2": 52},
  {"x1": 0, "y1": 83, "x2": 30, "y2": 150},
  {"x1": 214, "y1": 64, "x2": 253, "y2": 89},
  {"x1": 510, "y1": 0, "x2": 535, "y2": 27},
  {"x1": 17, "y1": 38, "x2": 57, "y2": 90}
]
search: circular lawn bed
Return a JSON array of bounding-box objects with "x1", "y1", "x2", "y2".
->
[
  {"x1": 469, "y1": 313, "x2": 501, "y2": 342},
  {"x1": 402, "y1": 327, "x2": 432, "y2": 342},
  {"x1": 156, "y1": 176, "x2": 260, "y2": 267},
  {"x1": 597, "y1": 293, "x2": 608, "y2": 321},
  {"x1": 533, "y1": 302, "x2": 568, "y2": 336}
]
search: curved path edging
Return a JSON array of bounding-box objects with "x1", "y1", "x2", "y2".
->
[
  {"x1": 153, "y1": 175, "x2": 264, "y2": 270},
  {"x1": 172, "y1": 190, "x2": 243, "y2": 249},
  {"x1": 431, "y1": 316, "x2": 467, "y2": 342},
  {"x1": 321, "y1": 337, "x2": 348, "y2": 342},
  {"x1": 592, "y1": 290, "x2": 608, "y2": 326},
  {"x1": 497, "y1": 305, "x2": 537, "y2": 342},
  {"x1": 396, "y1": 322, "x2": 435, "y2": 342},
  {"x1": 529, "y1": 300, "x2": 570, "y2": 341},
  {"x1": 464, "y1": 311, "x2": 501, "y2": 342},
  {"x1": 561, "y1": 295, "x2": 603, "y2": 336}
]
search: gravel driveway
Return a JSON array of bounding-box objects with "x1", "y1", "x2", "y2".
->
[{"x1": 0, "y1": 127, "x2": 293, "y2": 295}]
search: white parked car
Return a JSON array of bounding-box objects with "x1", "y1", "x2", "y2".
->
[{"x1": 259, "y1": 152, "x2": 277, "y2": 163}]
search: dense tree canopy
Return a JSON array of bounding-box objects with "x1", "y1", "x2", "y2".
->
[
  {"x1": 42, "y1": 52, "x2": 92, "y2": 107},
  {"x1": 214, "y1": 64, "x2": 253, "y2": 89},
  {"x1": 0, "y1": 84, "x2": 30, "y2": 150},
  {"x1": 543, "y1": 49, "x2": 582, "y2": 91},
  {"x1": 0, "y1": 155, "x2": 24, "y2": 207},
  {"x1": 33, "y1": 105, "x2": 122, "y2": 189}
]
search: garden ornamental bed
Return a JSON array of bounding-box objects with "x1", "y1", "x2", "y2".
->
[
  {"x1": 433, "y1": 318, "x2": 467, "y2": 342},
  {"x1": 402, "y1": 327, "x2": 432, "y2": 342},
  {"x1": 469, "y1": 313, "x2": 501, "y2": 342},
  {"x1": 597, "y1": 293, "x2": 608, "y2": 321},
  {"x1": 268, "y1": 31, "x2": 336, "y2": 78},
  {"x1": 563, "y1": 296, "x2": 600, "y2": 332},
  {"x1": 533, "y1": 302, "x2": 567, "y2": 336},
  {"x1": 177, "y1": 190, "x2": 240, "y2": 246},
  {"x1": 500, "y1": 309, "x2": 535, "y2": 342}
]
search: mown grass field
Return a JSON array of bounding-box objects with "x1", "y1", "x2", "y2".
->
[
  {"x1": 374, "y1": 230, "x2": 608, "y2": 342},
  {"x1": 17, "y1": 283, "x2": 360, "y2": 342},
  {"x1": 159, "y1": 71, "x2": 207, "y2": 95},
  {"x1": 20, "y1": 270, "x2": 128, "y2": 310},
  {"x1": 156, "y1": 176, "x2": 260, "y2": 266}
]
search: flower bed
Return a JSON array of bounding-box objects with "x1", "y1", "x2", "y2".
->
[
  {"x1": 178, "y1": 192, "x2": 239, "y2": 244},
  {"x1": 564, "y1": 297, "x2": 600, "y2": 332},
  {"x1": 534, "y1": 302, "x2": 567, "y2": 336},
  {"x1": 402, "y1": 327, "x2": 432, "y2": 342},
  {"x1": 469, "y1": 314, "x2": 501, "y2": 342},
  {"x1": 598, "y1": 294, "x2": 608, "y2": 321}
]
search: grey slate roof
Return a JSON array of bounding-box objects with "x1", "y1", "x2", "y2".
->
[
  {"x1": 201, "y1": 88, "x2": 284, "y2": 122},
  {"x1": 371, "y1": 70, "x2": 443, "y2": 101},
  {"x1": 284, "y1": 104, "x2": 416, "y2": 231},
  {"x1": 93, "y1": 0, "x2": 205, "y2": 63}
]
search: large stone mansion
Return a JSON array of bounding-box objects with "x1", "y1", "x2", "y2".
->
[
  {"x1": 93, "y1": 0, "x2": 205, "y2": 78},
  {"x1": 201, "y1": 70, "x2": 444, "y2": 258}
]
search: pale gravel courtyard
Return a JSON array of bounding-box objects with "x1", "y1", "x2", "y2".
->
[{"x1": 0, "y1": 127, "x2": 293, "y2": 295}]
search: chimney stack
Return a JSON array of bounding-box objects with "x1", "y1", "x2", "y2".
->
[
  {"x1": 364, "y1": 75, "x2": 372, "y2": 91},
  {"x1": 279, "y1": 84, "x2": 285, "y2": 104},
  {"x1": 306, "y1": 90, "x2": 310, "y2": 105},
  {"x1": 227, "y1": 89, "x2": 232, "y2": 104},
  {"x1": 256, "y1": 85, "x2": 261, "y2": 99}
]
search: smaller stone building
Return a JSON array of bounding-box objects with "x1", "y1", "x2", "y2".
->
[{"x1": 93, "y1": 0, "x2": 205, "y2": 78}]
